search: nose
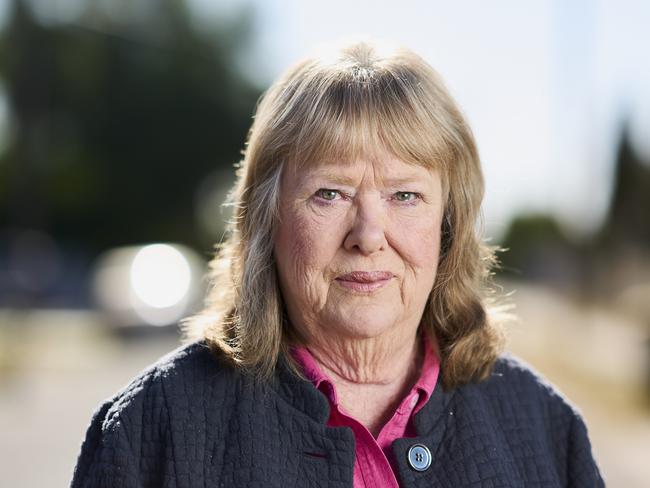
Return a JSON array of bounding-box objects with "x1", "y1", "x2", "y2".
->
[{"x1": 343, "y1": 196, "x2": 387, "y2": 255}]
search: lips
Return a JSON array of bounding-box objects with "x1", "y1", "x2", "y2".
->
[
  {"x1": 336, "y1": 271, "x2": 394, "y2": 282},
  {"x1": 335, "y1": 271, "x2": 394, "y2": 292}
]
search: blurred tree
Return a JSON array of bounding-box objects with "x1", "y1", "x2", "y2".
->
[
  {"x1": 598, "y1": 125, "x2": 650, "y2": 250},
  {"x1": 586, "y1": 125, "x2": 650, "y2": 297},
  {"x1": 499, "y1": 123, "x2": 650, "y2": 297},
  {"x1": 0, "y1": 0, "x2": 259, "y2": 254},
  {"x1": 498, "y1": 214, "x2": 582, "y2": 288}
]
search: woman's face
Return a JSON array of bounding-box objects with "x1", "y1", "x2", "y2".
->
[{"x1": 274, "y1": 152, "x2": 444, "y2": 344}]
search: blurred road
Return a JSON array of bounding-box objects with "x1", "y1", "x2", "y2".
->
[
  {"x1": 0, "y1": 313, "x2": 179, "y2": 487},
  {"x1": 0, "y1": 284, "x2": 648, "y2": 487}
]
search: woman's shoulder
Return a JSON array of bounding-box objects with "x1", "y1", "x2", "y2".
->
[
  {"x1": 92, "y1": 342, "x2": 239, "y2": 437},
  {"x1": 418, "y1": 357, "x2": 604, "y2": 486},
  {"x1": 462, "y1": 352, "x2": 589, "y2": 437},
  {"x1": 457, "y1": 353, "x2": 603, "y2": 485},
  {"x1": 485, "y1": 353, "x2": 577, "y2": 408},
  {"x1": 105, "y1": 340, "x2": 235, "y2": 416},
  {"x1": 145, "y1": 339, "x2": 229, "y2": 385},
  {"x1": 71, "y1": 341, "x2": 237, "y2": 486}
]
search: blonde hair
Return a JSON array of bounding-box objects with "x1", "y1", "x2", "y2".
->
[{"x1": 184, "y1": 39, "x2": 505, "y2": 389}]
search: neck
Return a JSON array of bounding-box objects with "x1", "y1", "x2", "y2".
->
[
  {"x1": 308, "y1": 328, "x2": 420, "y2": 384},
  {"x1": 306, "y1": 328, "x2": 423, "y2": 435}
]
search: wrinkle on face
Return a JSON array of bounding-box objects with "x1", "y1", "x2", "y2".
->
[{"x1": 273, "y1": 152, "x2": 444, "y2": 379}]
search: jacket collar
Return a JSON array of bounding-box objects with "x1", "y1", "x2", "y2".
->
[
  {"x1": 271, "y1": 354, "x2": 332, "y2": 424},
  {"x1": 271, "y1": 348, "x2": 454, "y2": 436}
]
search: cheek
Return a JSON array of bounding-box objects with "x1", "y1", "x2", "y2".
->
[
  {"x1": 391, "y1": 213, "x2": 442, "y2": 277},
  {"x1": 275, "y1": 208, "x2": 348, "y2": 320},
  {"x1": 275, "y1": 208, "x2": 344, "y2": 283},
  {"x1": 415, "y1": 223, "x2": 442, "y2": 266}
]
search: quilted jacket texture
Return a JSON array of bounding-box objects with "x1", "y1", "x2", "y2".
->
[{"x1": 71, "y1": 341, "x2": 604, "y2": 487}]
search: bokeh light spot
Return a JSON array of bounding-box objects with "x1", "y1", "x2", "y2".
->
[{"x1": 129, "y1": 244, "x2": 191, "y2": 309}]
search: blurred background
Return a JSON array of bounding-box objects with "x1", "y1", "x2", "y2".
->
[{"x1": 0, "y1": 0, "x2": 648, "y2": 485}]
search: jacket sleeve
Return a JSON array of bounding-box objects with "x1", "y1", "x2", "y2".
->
[
  {"x1": 566, "y1": 411, "x2": 605, "y2": 488},
  {"x1": 70, "y1": 398, "x2": 143, "y2": 488},
  {"x1": 70, "y1": 371, "x2": 168, "y2": 488}
]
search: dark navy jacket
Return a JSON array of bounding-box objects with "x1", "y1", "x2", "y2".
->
[{"x1": 71, "y1": 341, "x2": 604, "y2": 487}]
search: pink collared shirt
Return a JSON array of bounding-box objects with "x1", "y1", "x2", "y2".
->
[{"x1": 292, "y1": 335, "x2": 440, "y2": 488}]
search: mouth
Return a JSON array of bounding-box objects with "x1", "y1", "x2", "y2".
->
[{"x1": 335, "y1": 271, "x2": 394, "y2": 293}]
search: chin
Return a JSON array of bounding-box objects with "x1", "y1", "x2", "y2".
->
[{"x1": 329, "y1": 308, "x2": 401, "y2": 340}]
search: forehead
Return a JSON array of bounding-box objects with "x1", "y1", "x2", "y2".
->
[{"x1": 285, "y1": 152, "x2": 439, "y2": 185}]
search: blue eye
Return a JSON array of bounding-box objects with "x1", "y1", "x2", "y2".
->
[
  {"x1": 394, "y1": 191, "x2": 419, "y2": 202},
  {"x1": 316, "y1": 189, "x2": 340, "y2": 201}
]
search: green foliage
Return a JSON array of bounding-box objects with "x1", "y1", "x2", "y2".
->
[
  {"x1": 498, "y1": 214, "x2": 577, "y2": 279},
  {"x1": 498, "y1": 126, "x2": 650, "y2": 293},
  {"x1": 0, "y1": 0, "x2": 260, "y2": 253}
]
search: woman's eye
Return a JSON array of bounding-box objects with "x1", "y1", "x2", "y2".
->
[
  {"x1": 315, "y1": 189, "x2": 340, "y2": 201},
  {"x1": 394, "y1": 191, "x2": 419, "y2": 202}
]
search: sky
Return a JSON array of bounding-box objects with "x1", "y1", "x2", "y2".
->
[
  {"x1": 234, "y1": 0, "x2": 650, "y2": 239},
  {"x1": 6, "y1": 0, "x2": 650, "y2": 240}
]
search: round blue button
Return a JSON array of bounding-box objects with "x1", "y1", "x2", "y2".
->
[{"x1": 407, "y1": 444, "x2": 432, "y2": 472}]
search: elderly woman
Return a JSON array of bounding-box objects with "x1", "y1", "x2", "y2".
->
[{"x1": 72, "y1": 40, "x2": 603, "y2": 487}]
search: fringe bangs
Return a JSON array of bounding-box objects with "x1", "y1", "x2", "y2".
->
[{"x1": 270, "y1": 61, "x2": 452, "y2": 175}]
